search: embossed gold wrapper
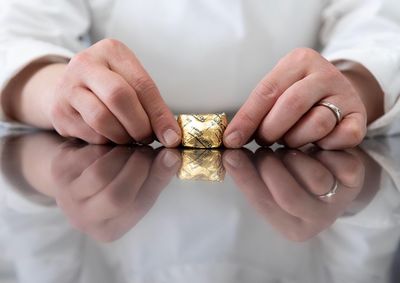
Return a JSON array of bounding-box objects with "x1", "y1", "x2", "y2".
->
[
  {"x1": 178, "y1": 149, "x2": 225, "y2": 182},
  {"x1": 177, "y1": 113, "x2": 227, "y2": 148}
]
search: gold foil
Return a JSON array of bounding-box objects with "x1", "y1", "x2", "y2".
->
[
  {"x1": 177, "y1": 113, "x2": 227, "y2": 148},
  {"x1": 178, "y1": 149, "x2": 225, "y2": 182}
]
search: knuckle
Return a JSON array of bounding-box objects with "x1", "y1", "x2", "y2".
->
[
  {"x1": 88, "y1": 108, "x2": 110, "y2": 130},
  {"x1": 69, "y1": 52, "x2": 92, "y2": 70},
  {"x1": 104, "y1": 83, "x2": 128, "y2": 106},
  {"x1": 100, "y1": 38, "x2": 124, "y2": 50},
  {"x1": 133, "y1": 76, "x2": 158, "y2": 96},
  {"x1": 344, "y1": 123, "x2": 366, "y2": 147},
  {"x1": 320, "y1": 65, "x2": 342, "y2": 81},
  {"x1": 253, "y1": 79, "x2": 281, "y2": 102},
  {"x1": 340, "y1": 169, "x2": 363, "y2": 188},
  {"x1": 290, "y1": 47, "x2": 318, "y2": 62}
]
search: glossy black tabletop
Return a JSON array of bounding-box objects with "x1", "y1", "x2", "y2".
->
[{"x1": 0, "y1": 131, "x2": 399, "y2": 283}]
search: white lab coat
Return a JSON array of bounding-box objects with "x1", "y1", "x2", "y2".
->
[{"x1": 0, "y1": 0, "x2": 400, "y2": 136}]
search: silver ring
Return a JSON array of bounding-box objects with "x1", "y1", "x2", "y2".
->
[
  {"x1": 314, "y1": 178, "x2": 339, "y2": 199},
  {"x1": 317, "y1": 101, "x2": 342, "y2": 125}
]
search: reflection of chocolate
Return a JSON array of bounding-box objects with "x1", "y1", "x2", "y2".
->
[
  {"x1": 177, "y1": 113, "x2": 227, "y2": 148},
  {"x1": 178, "y1": 149, "x2": 225, "y2": 182}
]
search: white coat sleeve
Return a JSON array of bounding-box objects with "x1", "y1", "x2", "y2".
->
[
  {"x1": 321, "y1": 0, "x2": 400, "y2": 137},
  {"x1": 0, "y1": 0, "x2": 91, "y2": 121}
]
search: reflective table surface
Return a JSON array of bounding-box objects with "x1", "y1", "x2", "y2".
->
[{"x1": 0, "y1": 131, "x2": 399, "y2": 283}]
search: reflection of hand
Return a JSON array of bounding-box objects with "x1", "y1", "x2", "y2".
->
[
  {"x1": 224, "y1": 147, "x2": 365, "y2": 241},
  {"x1": 52, "y1": 142, "x2": 181, "y2": 242}
]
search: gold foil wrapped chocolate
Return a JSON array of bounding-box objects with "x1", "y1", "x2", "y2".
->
[
  {"x1": 178, "y1": 149, "x2": 225, "y2": 182},
  {"x1": 177, "y1": 113, "x2": 227, "y2": 148}
]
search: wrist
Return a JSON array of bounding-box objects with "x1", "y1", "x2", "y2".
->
[
  {"x1": 2, "y1": 62, "x2": 67, "y2": 128},
  {"x1": 334, "y1": 60, "x2": 384, "y2": 124}
]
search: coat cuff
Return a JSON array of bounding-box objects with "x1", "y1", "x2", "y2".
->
[
  {"x1": 0, "y1": 39, "x2": 74, "y2": 123},
  {"x1": 323, "y1": 48, "x2": 400, "y2": 136}
]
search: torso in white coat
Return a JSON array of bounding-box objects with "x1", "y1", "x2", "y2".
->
[{"x1": 87, "y1": 0, "x2": 327, "y2": 113}]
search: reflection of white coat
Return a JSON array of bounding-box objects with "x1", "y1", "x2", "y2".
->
[
  {"x1": 0, "y1": 0, "x2": 400, "y2": 135},
  {"x1": 1, "y1": 138, "x2": 400, "y2": 283}
]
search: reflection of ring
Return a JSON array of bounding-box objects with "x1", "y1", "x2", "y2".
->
[
  {"x1": 315, "y1": 178, "x2": 339, "y2": 199},
  {"x1": 317, "y1": 101, "x2": 342, "y2": 125}
]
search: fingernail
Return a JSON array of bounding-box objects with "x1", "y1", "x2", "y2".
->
[
  {"x1": 225, "y1": 131, "x2": 242, "y2": 148},
  {"x1": 225, "y1": 151, "x2": 241, "y2": 168},
  {"x1": 163, "y1": 129, "x2": 180, "y2": 147},
  {"x1": 162, "y1": 150, "x2": 179, "y2": 168}
]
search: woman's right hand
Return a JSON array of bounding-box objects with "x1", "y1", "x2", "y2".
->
[
  {"x1": 5, "y1": 39, "x2": 181, "y2": 146},
  {"x1": 51, "y1": 39, "x2": 182, "y2": 145}
]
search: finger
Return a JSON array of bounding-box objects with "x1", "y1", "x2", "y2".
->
[
  {"x1": 78, "y1": 66, "x2": 152, "y2": 142},
  {"x1": 51, "y1": 143, "x2": 111, "y2": 186},
  {"x1": 79, "y1": 148, "x2": 180, "y2": 242},
  {"x1": 316, "y1": 112, "x2": 366, "y2": 150},
  {"x1": 255, "y1": 150, "x2": 329, "y2": 222},
  {"x1": 91, "y1": 39, "x2": 181, "y2": 147},
  {"x1": 223, "y1": 149, "x2": 277, "y2": 205},
  {"x1": 313, "y1": 150, "x2": 365, "y2": 189},
  {"x1": 102, "y1": 149, "x2": 180, "y2": 238},
  {"x1": 52, "y1": 102, "x2": 108, "y2": 144},
  {"x1": 68, "y1": 147, "x2": 132, "y2": 200},
  {"x1": 256, "y1": 74, "x2": 332, "y2": 145},
  {"x1": 139, "y1": 148, "x2": 181, "y2": 193},
  {"x1": 224, "y1": 149, "x2": 302, "y2": 237},
  {"x1": 279, "y1": 149, "x2": 356, "y2": 207},
  {"x1": 280, "y1": 149, "x2": 336, "y2": 199},
  {"x1": 282, "y1": 103, "x2": 337, "y2": 148},
  {"x1": 69, "y1": 87, "x2": 132, "y2": 144},
  {"x1": 56, "y1": 147, "x2": 153, "y2": 234},
  {"x1": 223, "y1": 48, "x2": 319, "y2": 148},
  {"x1": 82, "y1": 147, "x2": 153, "y2": 221},
  {"x1": 282, "y1": 92, "x2": 359, "y2": 148},
  {"x1": 70, "y1": 112, "x2": 109, "y2": 144},
  {"x1": 249, "y1": 148, "x2": 328, "y2": 241}
]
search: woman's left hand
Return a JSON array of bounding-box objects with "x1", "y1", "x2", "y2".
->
[{"x1": 223, "y1": 48, "x2": 368, "y2": 150}]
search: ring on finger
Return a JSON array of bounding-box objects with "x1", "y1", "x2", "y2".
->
[
  {"x1": 316, "y1": 101, "x2": 342, "y2": 125},
  {"x1": 311, "y1": 178, "x2": 339, "y2": 199}
]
